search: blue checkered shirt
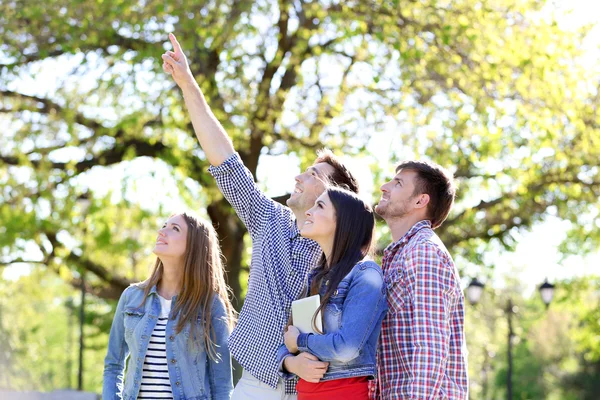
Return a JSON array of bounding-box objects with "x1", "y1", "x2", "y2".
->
[{"x1": 209, "y1": 153, "x2": 322, "y2": 394}]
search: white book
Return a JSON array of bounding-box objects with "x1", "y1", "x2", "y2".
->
[{"x1": 291, "y1": 294, "x2": 322, "y2": 334}]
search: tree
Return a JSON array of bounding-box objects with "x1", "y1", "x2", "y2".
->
[
  {"x1": 1, "y1": 0, "x2": 599, "y2": 308},
  {"x1": 0, "y1": 268, "x2": 110, "y2": 392}
]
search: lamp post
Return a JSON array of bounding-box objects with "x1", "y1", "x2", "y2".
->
[
  {"x1": 65, "y1": 296, "x2": 74, "y2": 389},
  {"x1": 466, "y1": 278, "x2": 555, "y2": 400},
  {"x1": 78, "y1": 271, "x2": 85, "y2": 391},
  {"x1": 76, "y1": 196, "x2": 91, "y2": 391},
  {"x1": 506, "y1": 298, "x2": 515, "y2": 400}
]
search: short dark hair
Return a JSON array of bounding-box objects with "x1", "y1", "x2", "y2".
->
[
  {"x1": 396, "y1": 160, "x2": 456, "y2": 229},
  {"x1": 314, "y1": 149, "x2": 359, "y2": 194}
]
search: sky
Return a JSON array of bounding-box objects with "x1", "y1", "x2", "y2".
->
[{"x1": 3, "y1": 1, "x2": 600, "y2": 295}]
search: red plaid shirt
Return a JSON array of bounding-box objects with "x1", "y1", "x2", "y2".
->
[{"x1": 371, "y1": 220, "x2": 468, "y2": 399}]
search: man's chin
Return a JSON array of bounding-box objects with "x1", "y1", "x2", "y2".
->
[
  {"x1": 374, "y1": 203, "x2": 387, "y2": 216},
  {"x1": 287, "y1": 197, "x2": 304, "y2": 212}
]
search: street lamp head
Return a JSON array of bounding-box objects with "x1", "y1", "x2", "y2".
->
[
  {"x1": 539, "y1": 279, "x2": 555, "y2": 308},
  {"x1": 76, "y1": 194, "x2": 92, "y2": 214},
  {"x1": 466, "y1": 277, "x2": 485, "y2": 306}
]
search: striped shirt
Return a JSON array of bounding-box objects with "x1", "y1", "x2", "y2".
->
[
  {"x1": 209, "y1": 153, "x2": 322, "y2": 394},
  {"x1": 138, "y1": 295, "x2": 173, "y2": 400},
  {"x1": 373, "y1": 220, "x2": 468, "y2": 399}
]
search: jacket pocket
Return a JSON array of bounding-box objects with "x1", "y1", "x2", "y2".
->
[
  {"x1": 327, "y1": 281, "x2": 349, "y2": 312},
  {"x1": 323, "y1": 281, "x2": 350, "y2": 331},
  {"x1": 123, "y1": 307, "x2": 145, "y2": 336}
]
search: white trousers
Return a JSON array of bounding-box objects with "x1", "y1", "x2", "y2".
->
[{"x1": 231, "y1": 369, "x2": 297, "y2": 400}]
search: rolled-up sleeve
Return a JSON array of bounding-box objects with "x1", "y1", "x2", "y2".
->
[{"x1": 208, "y1": 153, "x2": 280, "y2": 239}]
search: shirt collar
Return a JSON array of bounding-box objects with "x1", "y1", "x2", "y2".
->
[
  {"x1": 384, "y1": 219, "x2": 432, "y2": 255},
  {"x1": 146, "y1": 284, "x2": 158, "y2": 297},
  {"x1": 290, "y1": 219, "x2": 302, "y2": 239}
]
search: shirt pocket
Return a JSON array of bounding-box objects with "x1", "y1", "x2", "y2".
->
[{"x1": 385, "y1": 269, "x2": 408, "y2": 314}]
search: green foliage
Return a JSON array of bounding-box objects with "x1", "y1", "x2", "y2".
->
[
  {"x1": 0, "y1": 269, "x2": 110, "y2": 392},
  {"x1": 2, "y1": 0, "x2": 599, "y2": 298},
  {"x1": 466, "y1": 275, "x2": 600, "y2": 399}
]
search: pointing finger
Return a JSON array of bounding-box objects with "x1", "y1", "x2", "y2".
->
[{"x1": 169, "y1": 33, "x2": 183, "y2": 54}]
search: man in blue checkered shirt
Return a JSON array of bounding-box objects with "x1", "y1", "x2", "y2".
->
[{"x1": 162, "y1": 34, "x2": 360, "y2": 399}]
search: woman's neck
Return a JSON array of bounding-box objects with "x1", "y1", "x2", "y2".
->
[
  {"x1": 317, "y1": 239, "x2": 334, "y2": 269},
  {"x1": 158, "y1": 258, "x2": 183, "y2": 300}
]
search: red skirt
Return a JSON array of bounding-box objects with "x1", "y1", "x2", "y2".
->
[{"x1": 297, "y1": 376, "x2": 369, "y2": 400}]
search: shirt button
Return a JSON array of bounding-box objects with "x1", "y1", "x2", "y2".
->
[
  {"x1": 171, "y1": 358, "x2": 176, "y2": 364},
  {"x1": 175, "y1": 381, "x2": 181, "y2": 386},
  {"x1": 169, "y1": 335, "x2": 175, "y2": 341}
]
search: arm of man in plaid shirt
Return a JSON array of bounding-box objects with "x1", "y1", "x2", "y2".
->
[{"x1": 405, "y1": 241, "x2": 460, "y2": 398}]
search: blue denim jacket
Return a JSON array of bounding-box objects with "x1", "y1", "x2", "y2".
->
[
  {"x1": 102, "y1": 284, "x2": 233, "y2": 400},
  {"x1": 278, "y1": 260, "x2": 387, "y2": 381}
]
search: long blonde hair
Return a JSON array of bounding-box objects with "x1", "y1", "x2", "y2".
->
[{"x1": 141, "y1": 212, "x2": 236, "y2": 360}]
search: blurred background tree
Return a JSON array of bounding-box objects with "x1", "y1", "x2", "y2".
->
[{"x1": 1, "y1": 0, "x2": 599, "y2": 395}]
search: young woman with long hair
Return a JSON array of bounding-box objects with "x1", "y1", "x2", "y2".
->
[
  {"x1": 277, "y1": 187, "x2": 387, "y2": 399},
  {"x1": 103, "y1": 212, "x2": 236, "y2": 400}
]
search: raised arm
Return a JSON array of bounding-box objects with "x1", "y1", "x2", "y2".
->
[{"x1": 162, "y1": 33, "x2": 234, "y2": 167}]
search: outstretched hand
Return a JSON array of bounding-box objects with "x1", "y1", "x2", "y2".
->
[{"x1": 162, "y1": 33, "x2": 194, "y2": 89}]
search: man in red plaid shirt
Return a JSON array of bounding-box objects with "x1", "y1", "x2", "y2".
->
[{"x1": 371, "y1": 161, "x2": 468, "y2": 399}]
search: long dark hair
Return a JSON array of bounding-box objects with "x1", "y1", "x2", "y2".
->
[{"x1": 309, "y1": 187, "x2": 375, "y2": 333}]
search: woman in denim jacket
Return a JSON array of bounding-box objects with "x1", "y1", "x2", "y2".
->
[
  {"x1": 278, "y1": 187, "x2": 387, "y2": 399},
  {"x1": 103, "y1": 213, "x2": 236, "y2": 400}
]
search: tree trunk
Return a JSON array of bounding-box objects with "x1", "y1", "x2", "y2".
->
[{"x1": 207, "y1": 198, "x2": 247, "y2": 311}]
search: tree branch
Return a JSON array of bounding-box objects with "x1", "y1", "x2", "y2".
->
[
  {"x1": 65, "y1": 252, "x2": 131, "y2": 292},
  {"x1": 0, "y1": 258, "x2": 46, "y2": 267}
]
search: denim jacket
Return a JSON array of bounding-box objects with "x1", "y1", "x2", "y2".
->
[
  {"x1": 102, "y1": 284, "x2": 233, "y2": 400},
  {"x1": 277, "y1": 260, "x2": 387, "y2": 382}
]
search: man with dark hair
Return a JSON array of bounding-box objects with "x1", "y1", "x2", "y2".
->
[
  {"x1": 313, "y1": 148, "x2": 359, "y2": 193},
  {"x1": 372, "y1": 160, "x2": 468, "y2": 399},
  {"x1": 161, "y1": 34, "x2": 359, "y2": 399}
]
